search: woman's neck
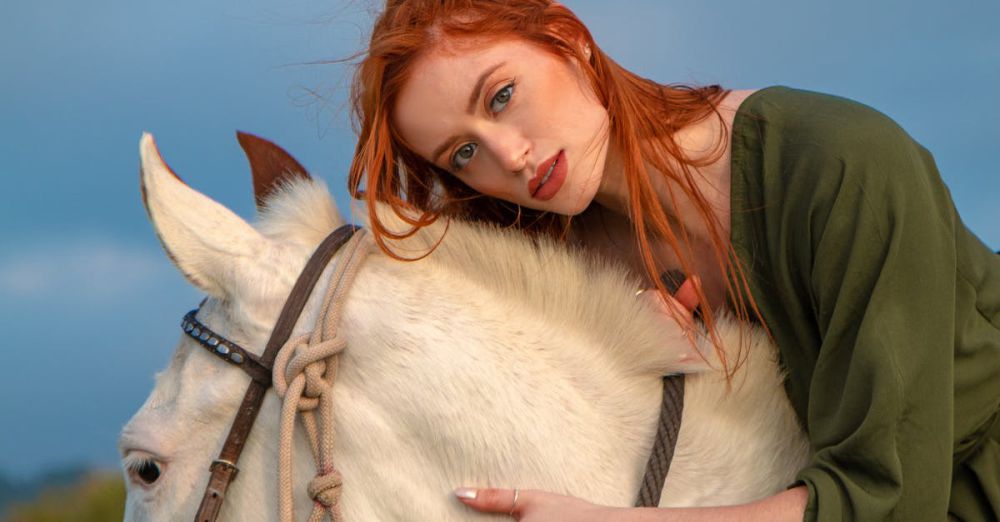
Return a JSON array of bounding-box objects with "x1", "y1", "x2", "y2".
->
[{"x1": 593, "y1": 89, "x2": 756, "y2": 246}]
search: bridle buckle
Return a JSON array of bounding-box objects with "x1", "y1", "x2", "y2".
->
[{"x1": 209, "y1": 459, "x2": 239, "y2": 480}]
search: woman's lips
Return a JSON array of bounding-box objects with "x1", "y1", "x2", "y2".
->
[{"x1": 529, "y1": 150, "x2": 567, "y2": 201}]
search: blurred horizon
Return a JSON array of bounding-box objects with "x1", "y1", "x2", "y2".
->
[{"x1": 1, "y1": 0, "x2": 997, "y2": 484}]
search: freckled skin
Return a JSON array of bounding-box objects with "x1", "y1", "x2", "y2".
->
[{"x1": 393, "y1": 38, "x2": 611, "y2": 216}]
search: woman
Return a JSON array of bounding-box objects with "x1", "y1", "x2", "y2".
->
[{"x1": 347, "y1": 1, "x2": 1000, "y2": 520}]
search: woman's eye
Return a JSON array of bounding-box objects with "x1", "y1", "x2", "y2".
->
[
  {"x1": 490, "y1": 83, "x2": 514, "y2": 113},
  {"x1": 451, "y1": 143, "x2": 477, "y2": 171}
]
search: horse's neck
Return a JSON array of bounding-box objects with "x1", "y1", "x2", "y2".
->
[
  {"x1": 245, "y1": 235, "x2": 807, "y2": 518},
  {"x1": 323, "y1": 253, "x2": 666, "y2": 512}
]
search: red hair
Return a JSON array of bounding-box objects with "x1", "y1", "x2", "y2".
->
[{"x1": 348, "y1": 0, "x2": 764, "y2": 376}]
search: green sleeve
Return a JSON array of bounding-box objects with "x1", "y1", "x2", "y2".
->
[
  {"x1": 791, "y1": 119, "x2": 956, "y2": 521},
  {"x1": 730, "y1": 87, "x2": 968, "y2": 520}
]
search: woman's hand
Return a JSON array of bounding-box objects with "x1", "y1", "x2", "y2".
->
[
  {"x1": 454, "y1": 488, "x2": 624, "y2": 521},
  {"x1": 638, "y1": 275, "x2": 711, "y2": 373},
  {"x1": 638, "y1": 275, "x2": 700, "y2": 329}
]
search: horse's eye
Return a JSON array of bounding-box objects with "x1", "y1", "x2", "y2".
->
[
  {"x1": 129, "y1": 458, "x2": 162, "y2": 486},
  {"x1": 138, "y1": 460, "x2": 161, "y2": 484}
]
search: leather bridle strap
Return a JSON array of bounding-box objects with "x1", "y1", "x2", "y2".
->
[
  {"x1": 634, "y1": 373, "x2": 685, "y2": 507},
  {"x1": 634, "y1": 268, "x2": 689, "y2": 507},
  {"x1": 194, "y1": 224, "x2": 359, "y2": 522}
]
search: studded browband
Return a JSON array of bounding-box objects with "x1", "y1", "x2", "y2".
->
[{"x1": 182, "y1": 310, "x2": 272, "y2": 386}]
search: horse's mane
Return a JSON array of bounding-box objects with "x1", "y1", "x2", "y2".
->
[{"x1": 254, "y1": 178, "x2": 690, "y2": 377}]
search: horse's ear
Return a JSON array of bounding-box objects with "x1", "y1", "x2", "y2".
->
[
  {"x1": 140, "y1": 133, "x2": 271, "y2": 298},
  {"x1": 236, "y1": 131, "x2": 312, "y2": 212}
]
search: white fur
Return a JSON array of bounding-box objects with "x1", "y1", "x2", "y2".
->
[{"x1": 121, "y1": 134, "x2": 809, "y2": 521}]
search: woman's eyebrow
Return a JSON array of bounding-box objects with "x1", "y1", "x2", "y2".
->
[
  {"x1": 431, "y1": 61, "x2": 506, "y2": 164},
  {"x1": 466, "y1": 62, "x2": 505, "y2": 114}
]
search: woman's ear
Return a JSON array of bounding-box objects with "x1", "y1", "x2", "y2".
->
[
  {"x1": 571, "y1": 34, "x2": 592, "y2": 63},
  {"x1": 544, "y1": 13, "x2": 592, "y2": 63}
]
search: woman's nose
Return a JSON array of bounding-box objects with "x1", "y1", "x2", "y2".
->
[{"x1": 485, "y1": 127, "x2": 530, "y2": 174}]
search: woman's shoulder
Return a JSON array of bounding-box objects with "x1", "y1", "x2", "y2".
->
[
  {"x1": 736, "y1": 86, "x2": 918, "y2": 157},
  {"x1": 739, "y1": 86, "x2": 893, "y2": 122}
]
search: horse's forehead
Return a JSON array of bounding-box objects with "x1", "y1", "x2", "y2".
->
[
  {"x1": 126, "y1": 237, "x2": 330, "y2": 439},
  {"x1": 120, "y1": 347, "x2": 188, "y2": 448},
  {"x1": 197, "y1": 299, "x2": 264, "y2": 347},
  {"x1": 131, "y1": 302, "x2": 261, "y2": 426}
]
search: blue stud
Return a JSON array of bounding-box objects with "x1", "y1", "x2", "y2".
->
[
  {"x1": 230, "y1": 353, "x2": 244, "y2": 364},
  {"x1": 192, "y1": 328, "x2": 201, "y2": 337},
  {"x1": 207, "y1": 338, "x2": 220, "y2": 347},
  {"x1": 184, "y1": 323, "x2": 194, "y2": 333},
  {"x1": 199, "y1": 332, "x2": 210, "y2": 341},
  {"x1": 216, "y1": 345, "x2": 230, "y2": 355}
]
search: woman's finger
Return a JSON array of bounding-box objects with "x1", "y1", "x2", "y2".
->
[
  {"x1": 641, "y1": 288, "x2": 694, "y2": 327},
  {"x1": 673, "y1": 275, "x2": 701, "y2": 313},
  {"x1": 638, "y1": 279, "x2": 712, "y2": 372},
  {"x1": 454, "y1": 487, "x2": 525, "y2": 516}
]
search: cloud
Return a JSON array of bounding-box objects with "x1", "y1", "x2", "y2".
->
[{"x1": 0, "y1": 235, "x2": 173, "y2": 302}]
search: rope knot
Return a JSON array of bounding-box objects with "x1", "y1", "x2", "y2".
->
[
  {"x1": 274, "y1": 229, "x2": 371, "y2": 522},
  {"x1": 273, "y1": 333, "x2": 348, "y2": 411},
  {"x1": 307, "y1": 468, "x2": 344, "y2": 508}
]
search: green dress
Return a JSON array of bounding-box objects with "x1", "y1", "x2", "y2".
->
[{"x1": 729, "y1": 86, "x2": 1000, "y2": 521}]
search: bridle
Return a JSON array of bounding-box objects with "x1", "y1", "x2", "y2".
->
[
  {"x1": 182, "y1": 224, "x2": 359, "y2": 522},
  {"x1": 176, "y1": 222, "x2": 682, "y2": 520}
]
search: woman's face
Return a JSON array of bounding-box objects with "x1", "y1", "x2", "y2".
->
[{"x1": 393, "y1": 37, "x2": 611, "y2": 216}]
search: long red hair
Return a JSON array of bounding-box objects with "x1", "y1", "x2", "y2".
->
[{"x1": 348, "y1": 0, "x2": 763, "y2": 375}]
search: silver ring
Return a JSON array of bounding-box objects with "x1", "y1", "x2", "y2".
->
[
  {"x1": 509, "y1": 488, "x2": 519, "y2": 516},
  {"x1": 635, "y1": 288, "x2": 648, "y2": 296}
]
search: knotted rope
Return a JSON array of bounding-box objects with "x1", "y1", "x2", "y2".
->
[{"x1": 272, "y1": 230, "x2": 371, "y2": 522}]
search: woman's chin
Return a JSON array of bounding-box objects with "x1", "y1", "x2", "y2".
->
[{"x1": 549, "y1": 197, "x2": 595, "y2": 217}]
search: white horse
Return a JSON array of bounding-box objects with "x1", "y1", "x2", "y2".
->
[{"x1": 120, "y1": 132, "x2": 809, "y2": 521}]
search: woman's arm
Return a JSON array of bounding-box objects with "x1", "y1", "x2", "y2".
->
[{"x1": 453, "y1": 486, "x2": 807, "y2": 521}]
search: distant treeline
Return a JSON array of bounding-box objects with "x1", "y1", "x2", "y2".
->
[{"x1": 1, "y1": 467, "x2": 124, "y2": 522}]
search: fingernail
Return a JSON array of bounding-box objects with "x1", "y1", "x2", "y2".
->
[{"x1": 453, "y1": 487, "x2": 478, "y2": 500}]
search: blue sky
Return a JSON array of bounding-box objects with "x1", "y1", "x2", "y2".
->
[{"x1": 0, "y1": 0, "x2": 997, "y2": 479}]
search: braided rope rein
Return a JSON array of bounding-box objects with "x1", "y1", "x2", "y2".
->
[{"x1": 272, "y1": 230, "x2": 372, "y2": 522}]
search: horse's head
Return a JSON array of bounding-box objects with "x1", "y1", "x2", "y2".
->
[{"x1": 120, "y1": 132, "x2": 341, "y2": 521}]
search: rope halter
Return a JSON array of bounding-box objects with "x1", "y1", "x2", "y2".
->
[{"x1": 272, "y1": 230, "x2": 371, "y2": 522}]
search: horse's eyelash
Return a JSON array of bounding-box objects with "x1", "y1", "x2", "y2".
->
[{"x1": 124, "y1": 454, "x2": 154, "y2": 471}]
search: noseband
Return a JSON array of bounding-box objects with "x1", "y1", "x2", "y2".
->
[{"x1": 183, "y1": 224, "x2": 359, "y2": 522}]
